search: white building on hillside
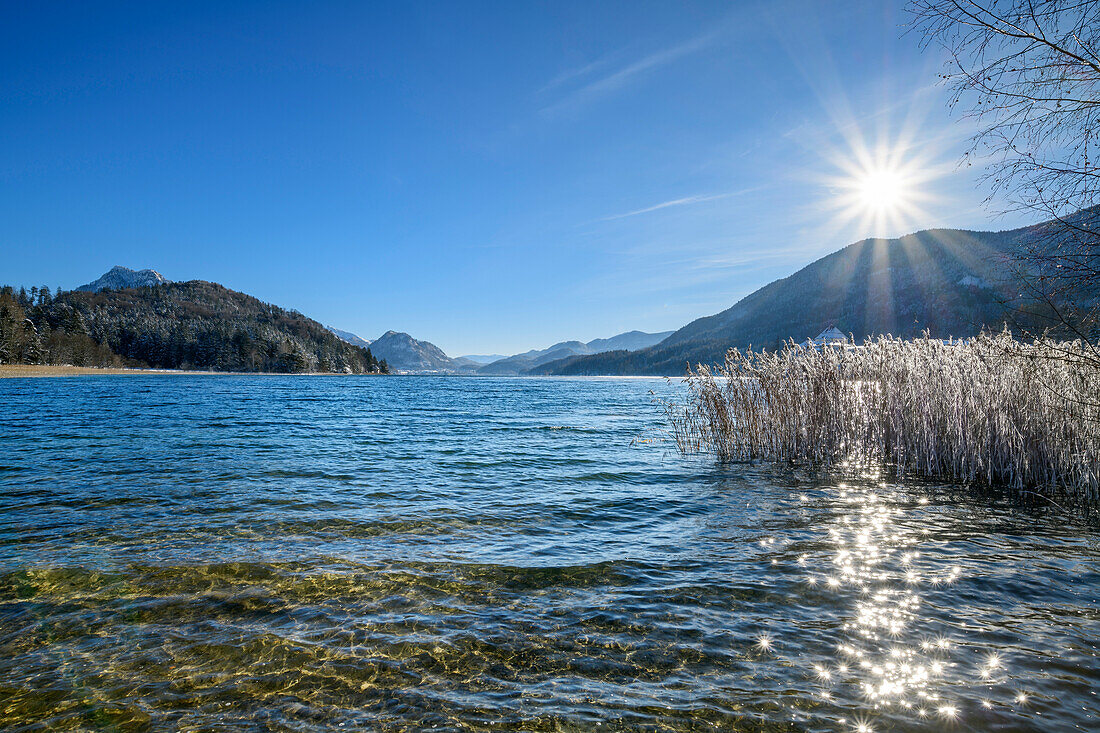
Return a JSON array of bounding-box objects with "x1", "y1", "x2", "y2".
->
[{"x1": 812, "y1": 326, "x2": 847, "y2": 348}]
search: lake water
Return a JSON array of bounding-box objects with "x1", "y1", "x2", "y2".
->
[{"x1": 1, "y1": 375, "x2": 1098, "y2": 732}]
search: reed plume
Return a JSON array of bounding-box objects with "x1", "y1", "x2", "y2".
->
[{"x1": 667, "y1": 331, "x2": 1100, "y2": 507}]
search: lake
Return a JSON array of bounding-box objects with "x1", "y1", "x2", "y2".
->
[{"x1": 1, "y1": 376, "x2": 1097, "y2": 731}]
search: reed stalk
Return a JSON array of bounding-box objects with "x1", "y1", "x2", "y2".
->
[{"x1": 666, "y1": 331, "x2": 1100, "y2": 509}]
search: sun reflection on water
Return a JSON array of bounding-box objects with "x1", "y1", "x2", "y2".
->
[{"x1": 782, "y1": 474, "x2": 1036, "y2": 729}]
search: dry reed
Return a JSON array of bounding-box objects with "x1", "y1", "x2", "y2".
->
[{"x1": 667, "y1": 332, "x2": 1100, "y2": 507}]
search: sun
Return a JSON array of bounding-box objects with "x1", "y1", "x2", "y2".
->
[
  {"x1": 856, "y1": 168, "x2": 908, "y2": 214},
  {"x1": 839, "y1": 160, "x2": 921, "y2": 226},
  {"x1": 820, "y1": 138, "x2": 942, "y2": 239}
]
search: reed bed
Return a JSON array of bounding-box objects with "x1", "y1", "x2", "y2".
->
[{"x1": 667, "y1": 332, "x2": 1100, "y2": 508}]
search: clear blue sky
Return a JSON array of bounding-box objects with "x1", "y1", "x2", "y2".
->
[{"x1": 0, "y1": 0, "x2": 1033, "y2": 356}]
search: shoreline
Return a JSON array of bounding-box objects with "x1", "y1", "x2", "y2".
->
[
  {"x1": 0, "y1": 365, "x2": 670, "y2": 379},
  {"x1": 0, "y1": 365, "x2": 380, "y2": 378}
]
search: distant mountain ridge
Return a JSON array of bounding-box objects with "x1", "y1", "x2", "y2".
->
[
  {"x1": 458, "y1": 354, "x2": 506, "y2": 364},
  {"x1": 537, "y1": 222, "x2": 1058, "y2": 376},
  {"x1": 77, "y1": 266, "x2": 171, "y2": 292},
  {"x1": 587, "y1": 330, "x2": 674, "y2": 352},
  {"x1": 367, "y1": 331, "x2": 458, "y2": 372},
  {"x1": 326, "y1": 326, "x2": 372, "y2": 349},
  {"x1": 361, "y1": 329, "x2": 674, "y2": 374},
  {"x1": 477, "y1": 330, "x2": 673, "y2": 375}
]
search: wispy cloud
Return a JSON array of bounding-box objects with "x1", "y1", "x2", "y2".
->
[
  {"x1": 601, "y1": 194, "x2": 723, "y2": 221},
  {"x1": 599, "y1": 187, "x2": 763, "y2": 222},
  {"x1": 537, "y1": 53, "x2": 623, "y2": 96},
  {"x1": 540, "y1": 29, "x2": 722, "y2": 115}
]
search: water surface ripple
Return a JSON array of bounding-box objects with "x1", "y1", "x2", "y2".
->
[{"x1": 0, "y1": 376, "x2": 1097, "y2": 731}]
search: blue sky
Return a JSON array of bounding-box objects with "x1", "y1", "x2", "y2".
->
[{"x1": 1, "y1": 0, "x2": 1034, "y2": 355}]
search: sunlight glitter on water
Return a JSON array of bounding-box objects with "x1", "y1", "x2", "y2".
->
[{"x1": 774, "y1": 474, "x2": 1060, "y2": 730}]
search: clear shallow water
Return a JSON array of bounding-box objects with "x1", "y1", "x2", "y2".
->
[{"x1": 0, "y1": 375, "x2": 1098, "y2": 732}]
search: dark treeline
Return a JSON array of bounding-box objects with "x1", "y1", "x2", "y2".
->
[
  {"x1": 0, "y1": 282, "x2": 388, "y2": 374},
  {"x1": 0, "y1": 285, "x2": 124, "y2": 368}
]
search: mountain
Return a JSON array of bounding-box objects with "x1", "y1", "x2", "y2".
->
[
  {"x1": 478, "y1": 341, "x2": 589, "y2": 375},
  {"x1": 76, "y1": 266, "x2": 171, "y2": 292},
  {"x1": 1, "y1": 275, "x2": 387, "y2": 374},
  {"x1": 367, "y1": 331, "x2": 467, "y2": 372},
  {"x1": 326, "y1": 326, "x2": 373, "y2": 349},
  {"x1": 538, "y1": 223, "x2": 1055, "y2": 376},
  {"x1": 478, "y1": 330, "x2": 675, "y2": 375},
  {"x1": 587, "y1": 330, "x2": 674, "y2": 352},
  {"x1": 458, "y1": 354, "x2": 507, "y2": 364}
]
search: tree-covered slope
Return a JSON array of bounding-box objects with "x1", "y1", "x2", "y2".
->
[
  {"x1": 540, "y1": 226, "x2": 1035, "y2": 376},
  {"x1": 0, "y1": 280, "x2": 387, "y2": 373}
]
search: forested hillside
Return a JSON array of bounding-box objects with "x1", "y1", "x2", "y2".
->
[
  {"x1": 538, "y1": 223, "x2": 1056, "y2": 376},
  {"x1": 0, "y1": 281, "x2": 388, "y2": 373}
]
